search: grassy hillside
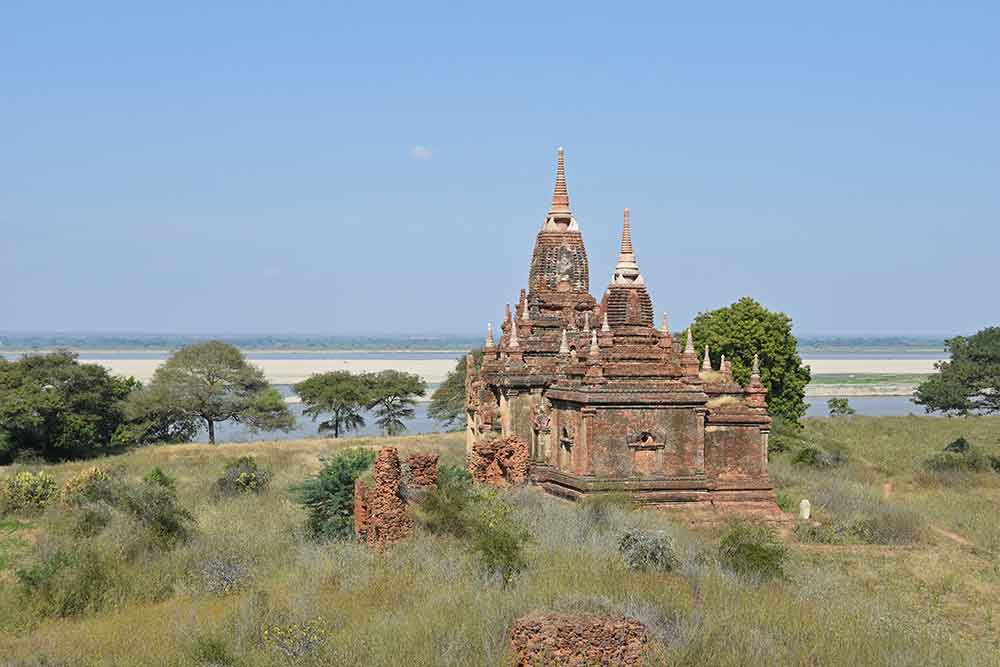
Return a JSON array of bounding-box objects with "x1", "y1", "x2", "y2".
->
[{"x1": 1, "y1": 419, "x2": 999, "y2": 666}]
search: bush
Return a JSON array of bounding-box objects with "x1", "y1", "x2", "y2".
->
[
  {"x1": 469, "y1": 490, "x2": 531, "y2": 585},
  {"x1": 579, "y1": 493, "x2": 632, "y2": 535},
  {"x1": 618, "y1": 529, "x2": 678, "y2": 572},
  {"x1": 116, "y1": 481, "x2": 195, "y2": 548},
  {"x1": 718, "y1": 521, "x2": 787, "y2": 581},
  {"x1": 263, "y1": 616, "x2": 329, "y2": 658},
  {"x1": 215, "y1": 457, "x2": 272, "y2": 496},
  {"x1": 792, "y1": 446, "x2": 847, "y2": 468},
  {"x1": 60, "y1": 466, "x2": 111, "y2": 503},
  {"x1": 16, "y1": 545, "x2": 122, "y2": 618},
  {"x1": 143, "y1": 466, "x2": 176, "y2": 491},
  {"x1": 775, "y1": 492, "x2": 792, "y2": 512},
  {"x1": 827, "y1": 397, "x2": 855, "y2": 416},
  {"x1": 847, "y1": 504, "x2": 925, "y2": 545},
  {"x1": 196, "y1": 554, "x2": 252, "y2": 596},
  {"x1": 187, "y1": 635, "x2": 235, "y2": 666},
  {"x1": 415, "y1": 471, "x2": 477, "y2": 538},
  {"x1": 293, "y1": 448, "x2": 376, "y2": 540},
  {"x1": 1, "y1": 471, "x2": 57, "y2": 514}
]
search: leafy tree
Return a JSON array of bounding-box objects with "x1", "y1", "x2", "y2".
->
[
  {"x1": 124, "y1": 341, "x2": 293, "y2": 445},
  {"x1": 827, "y1": 397, "x2": 855, "y2": 416},
  {"x1": 365, "y1": 370, "x2": 426, "y2": 436},
  {"x1": 294, "y1": 371, "x2": 370, "y2": 437},
  {"x1": 428, "y1": 351, "x2": 481, "y2": 429},
  {"x1": 915, "y1": 327, "x2": 1000, "y2": 415},
  {"x1": 293, "y1": 448, "x2": 376, "y2": 540},
  {"x1": 0, "y1": 351, "x2": 137, "y2": 462},
  {"x1": 692, "y1": 297, "x2": 811, "y2": 422}
]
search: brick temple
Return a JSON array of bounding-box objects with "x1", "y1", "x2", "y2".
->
[{"x1": 465, "y1": 148, "x2": 780, "y2": 516}]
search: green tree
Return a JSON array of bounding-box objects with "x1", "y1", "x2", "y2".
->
[
  {"x1": 427, "y1": 351, "x2": 481, "y2": 429},
  {"x1": 293, "y1": 448, "x2": 376, "y2": 540},
  {"x1": 0, "y1": 351, "x2": 137, "y2": 462},
  {"x1": 692, "y1": 297, "x2": 811, "y2": 422},
  {"x1": 915, "y1": 327, "x2": 1000, "y2": 415},
  {"x1": 827, "y1": 397, "x2": 855, "y2": 416},
  {"x1": 124, "y1": 341, "x2": 293, "y2": 445},
  {"x1": 294, "y1": 371, "x2": 370, "y2": 438},
  {"x1": 365, "y1": 370, "x2": 426, "y2": 436}
]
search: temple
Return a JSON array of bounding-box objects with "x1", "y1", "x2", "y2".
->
[{"x1": 465, "y1": 148, "x2": 780, "y2": 517}]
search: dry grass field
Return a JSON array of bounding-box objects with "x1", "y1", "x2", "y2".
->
[{"x1": 1, "y1": 417, "x2": 998, "y2": 666}]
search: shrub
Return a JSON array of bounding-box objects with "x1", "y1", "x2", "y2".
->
[
  {"x1": 16, "y1": 545, "x2": 122, "y2": 618},
  {"x1": 263, "y1": 616, "x2": 329, "y2": 658},
  {"x1": 116, "y1": 481, "x2": 195, "y2": 548},
  {"x1": 293, "y1": 448, "x2": 376, "y2": 540},
  {"x1": 1, "y1": 471, "x2": 57, "y2": 514},
  {"x1": 188, "y1": 635, "x2": 235, "y2": 666},
  {"x1": 579, "y1": 493, "x2": 632, "y2": 535},
  {"x1": 143, "y1": 466, "x2": 176, "y2": 491},
  {"x1": 196, "y1": 554, "x2": 252, "y2": 595},
  {"x1": 469, "y1": 490, "x2": 531, "y2": 585},
  {"x1": 216, "y1": 457, "x2": 272, "y2": 496},
  {"x1": 775, "y1": 492, "x2": 792, "y2": 512},
  {"x1": 437, "y1": 463, "x2": 472, "y2": 487},
  {"x1": 618, "y1": 529, "x2": 679, "y2": 572},
  {"x1": 847, "y1": 504, "x2": 924, "y2": 545},
  {"x1": 827, "y1": 397, "x2": 855, "y2": 416},
  {"x1": 922, "y1": 449, "x2": 988, "y2": 474},
  {"x1": 718, "y1": 521, "x2": 787, "y2": 581},
  {"x1": 60, "y1": 466, "x2": 110, "y2": 503},
  {"x1": 415, "y1": 471, "x2": 477, "y2": 538},
  {"x1": 792, "y1": 446, "x2": 847, "y2": 468}
]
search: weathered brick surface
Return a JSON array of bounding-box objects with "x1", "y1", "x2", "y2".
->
[
  {"x1": 355, "y1": 447, "x2": 412, "y2": 548},
  {"x1": 469, "y1": 436, "x2": 529, "y2": 487},
  {"x1": 509, "y1": 613, "x2": 647, "y2": 666},
  {"x1": 406, "y1": 453, "x2": 439, "y2": 489}
]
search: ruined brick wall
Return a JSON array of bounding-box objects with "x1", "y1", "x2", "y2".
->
[
  {"x1": 406, "y1": 453, "x2": 439, "y2": 489},
  {"x1": 509, "y1": 613, "x2": 647, "y2": 666},
  {"x1": 469, "y1": 436, "x2": 529, "y2": 487},
  {"x1": 704, "y1": 423, "x2": 767, "y2": 481},
  {"x1": 354, "y1": 447, "x2": 412, "y2": 548}
]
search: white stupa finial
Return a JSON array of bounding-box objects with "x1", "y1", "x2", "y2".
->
[
  {"x1": 701, "y1": 344, "x2": 711, "y2": 371},
  {"x1": 559, "y1": 329, "x2": 569, "y2": 354},
  {"x1": 485, "y1": 321, "x2": 494, "y2": 348}
]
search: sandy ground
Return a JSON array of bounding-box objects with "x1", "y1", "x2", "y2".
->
[{"x1": 86, "y1": 356, "x2": 942, "y2": 390}]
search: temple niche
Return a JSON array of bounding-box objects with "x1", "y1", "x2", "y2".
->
[{"x1": 465, "y1": 148, "x2": 782, "y2": 519}]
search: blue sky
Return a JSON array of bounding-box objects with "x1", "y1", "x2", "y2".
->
[{"x1": 3, "y1": 1, "x2": 998, "y2": 336}]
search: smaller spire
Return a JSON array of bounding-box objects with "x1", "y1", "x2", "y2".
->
[
  {"x1": 752, "y1": 353, "x2": 761, "y2": 376},
  {"x1": 601, "y1": 311, "x2": 611, "y2": 333},
  {"x1": 504, "y1": 303, "x2": 511, "y2": 324},
  {"x1": 589, "y1": 329, "x2": 599, "y2": 356},
  {"x1": 684, "y1": 328, "x2": 695, "y2": 354},
  {"x1": 583, "y1": 311, "x2": 590, "y2": 332},
  {"x1": 701, "y1": 344, "x2": 711, "y2": 371},
  {"x1": 720, "y1": 354, "x2": 726, "y2": 374},
  {"x1": 559, "y1": 329, "x2": 569, "y2": 354},
  {"x1": 612, "y1": 208, "x2": 641, "y2": 284},
  {"x1": 660, "y1": 312, "x2": 669, "y2": 333},
  {"x1": 485, "y1": 321, "x2": 494, "y2": 349},
  {"x1": 521, "y1": 299, "x2": 530, "y2": 322},
  {"x1": 509, "y1": 319, "x2": 519, "y2": 348}
]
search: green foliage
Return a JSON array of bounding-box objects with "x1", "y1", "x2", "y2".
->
[
  {"x1": 123, "y1": 341, "x2": 293, "y2": 445},
  {"x1": 143, "y1": 466, "x2": 176, "y2": 491},
  {"x1": 428, "y1": 350, "x2": 482, "y2": 429},
  {"x1": 414, "y1": 471, "x2": 477, "y2": 538},
  {"x1": 263, "y1": 616, "x2": 329, "y2": 659},
  {"x1": 365, "y1": 370, "x2": 426, "y2": 436},
  {"x1": 294, "y1": 371, "x2": 369, "y2": 437},
  {"x1": 792, "y1": 446, "x2": 847, "y2": 468},
  {"x1": 16, "y1": 545, "x2": 121, "y2": 618},
  {"x1": 60, "y1": 466, "x2": 111, "y2": 503},
  {"x1": 618, "y1": 529, "x2": 679, "y2": 572},
  {"x1": 692, "y1": 297, "x2": 811, "y2": 422},
  {"x1": 215, "y1": 456, "x2": 272, "y2": 496},
  {"x1": 579, "y1": 493, "x2": 633, "y2": 535},
  {"x1": 1, "y1": 471, "x2": 57, "y2": 514},
  {"x1": 469, "y1": 490, "x2": 531, "y2": 585},
  {"x1": 0, "y1": 351, "x2": 139, "y2": 462},
  {"x1": 293, "y1": 448, "x2": 376, "y2": 540},
  {"x1": 718, "y1": 521, "x2": 787, "y2": 581},
  {"x1": 827, "y1": 397, "x2": 855, "y2": 416},
  {"x1": 187, "y1": 635, "x2": 235, "y2": 666},
  {"x1": 915, "y1": 327, "x2": 1000, "y2": 415},
  {"x1": 775, "y1": 492, "x2": 793, "y2": 512}
]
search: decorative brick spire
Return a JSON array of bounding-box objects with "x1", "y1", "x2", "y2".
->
[
  {"x1": 521, "y1": 299, "x2": 530, "y2": 322},
  {"x1": 583, "y1": 311, "x2": 590, "y2": 332},
  {"x1": 701, "y1": 344, "x2": 711, "y2": 371},
  {"x1": 602, "y1": 311, "x2": 611, "y2": 333},
  {"x1": 559, "y1": 329, "x2": 570, "y2": 354},
  {"x1": 485, "y1": 321, "x2": 494, "y2": 349},
  {"x1": 612, "y1": 208, "x2": 643, "y2": 284},
  {"x1": 685, "y1": 328, "x2": 695, "y2": 354},
  {"x1": 746, "y1": 353, "x2": 768, "y2": 409},
  {"x1": 589, "y1": 330, "x2": 599, "y2": 356},
  {"x1": 548, "y1": 147, "x2": 571, "y2": 219},
  {"x1": 682, "y1": 328, "x2": 700, "y2": 377},
  {"x1": 660, "y1": 312, "x2": 669, "y2": 333},
  {"x1": 720, "y1": 354, "x2": 729, "y2": 378},
  {"x1": 509, "y1": 319, "x2": 520, "y2": 349}
]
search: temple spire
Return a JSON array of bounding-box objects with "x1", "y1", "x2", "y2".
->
[
  {"x1": 660, "y1": 312, "x2": 669, "y2": 333},
  {"x1": 612, "y1": 208, "x2": 642, "y2": 284},
  {"x1": 685, "y1": 328, "x2": 695, "y2": 354},
  {"x1": 548, "y1": 147, "x2": 571, "y2": 218},
  {"x1": 589, "y1": 330, "x2": 600, "y2": 356},
  {"x1": 485, "y1": 321, "x2": 494, "y2": 349},
  {"x1": 701, "y1": 344, "x2": 711, "y2": 371},
  {"x1": 752, "y1": 353, "x2": 761, "y2": 376},
  {"x1": 602, "y1": 311, "x2": 611, "y2": 333},
  {"x1": 559, "y1": 329, "x2": 570, "y2": 354},
  {"x1": 509, "y1": 319, "x2": 519, "y2": 348}
]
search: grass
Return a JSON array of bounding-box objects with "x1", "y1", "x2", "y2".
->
[
  {"x1": 809, "y1": 373, "x2": 929, "y2": 386},
  {"x1": 0, "y1": 420, "x2": 998, "y2": 665}
]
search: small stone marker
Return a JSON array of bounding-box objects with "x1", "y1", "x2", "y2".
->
[{"x1": 799, "y1": 499, "x2": 811, "y2": 521}]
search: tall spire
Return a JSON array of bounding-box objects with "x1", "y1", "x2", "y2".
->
[
  {"x1": 612, "y1": 208, "x2": 642, "y2": 284},
  {"x1": 685, "y1": 328, "x2": 695, "y2": 354},
  {"x1": 548, "y1": 147, "x2": 571, "y2": 219}
]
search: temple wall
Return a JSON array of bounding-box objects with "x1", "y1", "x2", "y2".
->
[
  {"x1": 704, "y1": 425, "x2": 767, "y2": 481},
  {"x1": 587, "y1": 407, "x2": 704, "y2": 479}
]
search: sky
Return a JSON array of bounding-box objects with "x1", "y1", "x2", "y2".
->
[{"x1": 3, "y1": 1, "x2": 998, "y2": 336}]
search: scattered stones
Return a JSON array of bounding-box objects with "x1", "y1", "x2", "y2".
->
[
  {"x1": 509, "y1": 612, "x2": 647, "y2": 666},
  {"x1": 354, "y1": 447, "x2": 412, "y2": 548},
  {"x1": 798, "y1": 499, "x2": 811, "y2": 521},
  {"x1": 406, "y1": 453, "x2": 439, "y2": 489},
  {"x1": 469, "y1": 436, "x2": 529, "y2": 487}
]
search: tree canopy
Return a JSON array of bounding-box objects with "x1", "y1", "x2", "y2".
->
[
  {"x1": 124, "y1": 341, "x2": 293, "y2": 444},
  {"x1": 915, "y1": 327, "x2": 1000, "y2": 415},
  {"x1": 294, "y1": 371, "x2": 370, "y2": 438},
  {"x1": 0, "y1": 351, "x2": 137, "y2": 462},
  {"x1": 366, "y1": 369, "x2": 426, "y2": 436},
  {"x1": 692, "y1": 297, "x2": 811, "y2": 422},
  {"x1": 428, "y1": 351, "x2": 481, "y2": 430}
]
